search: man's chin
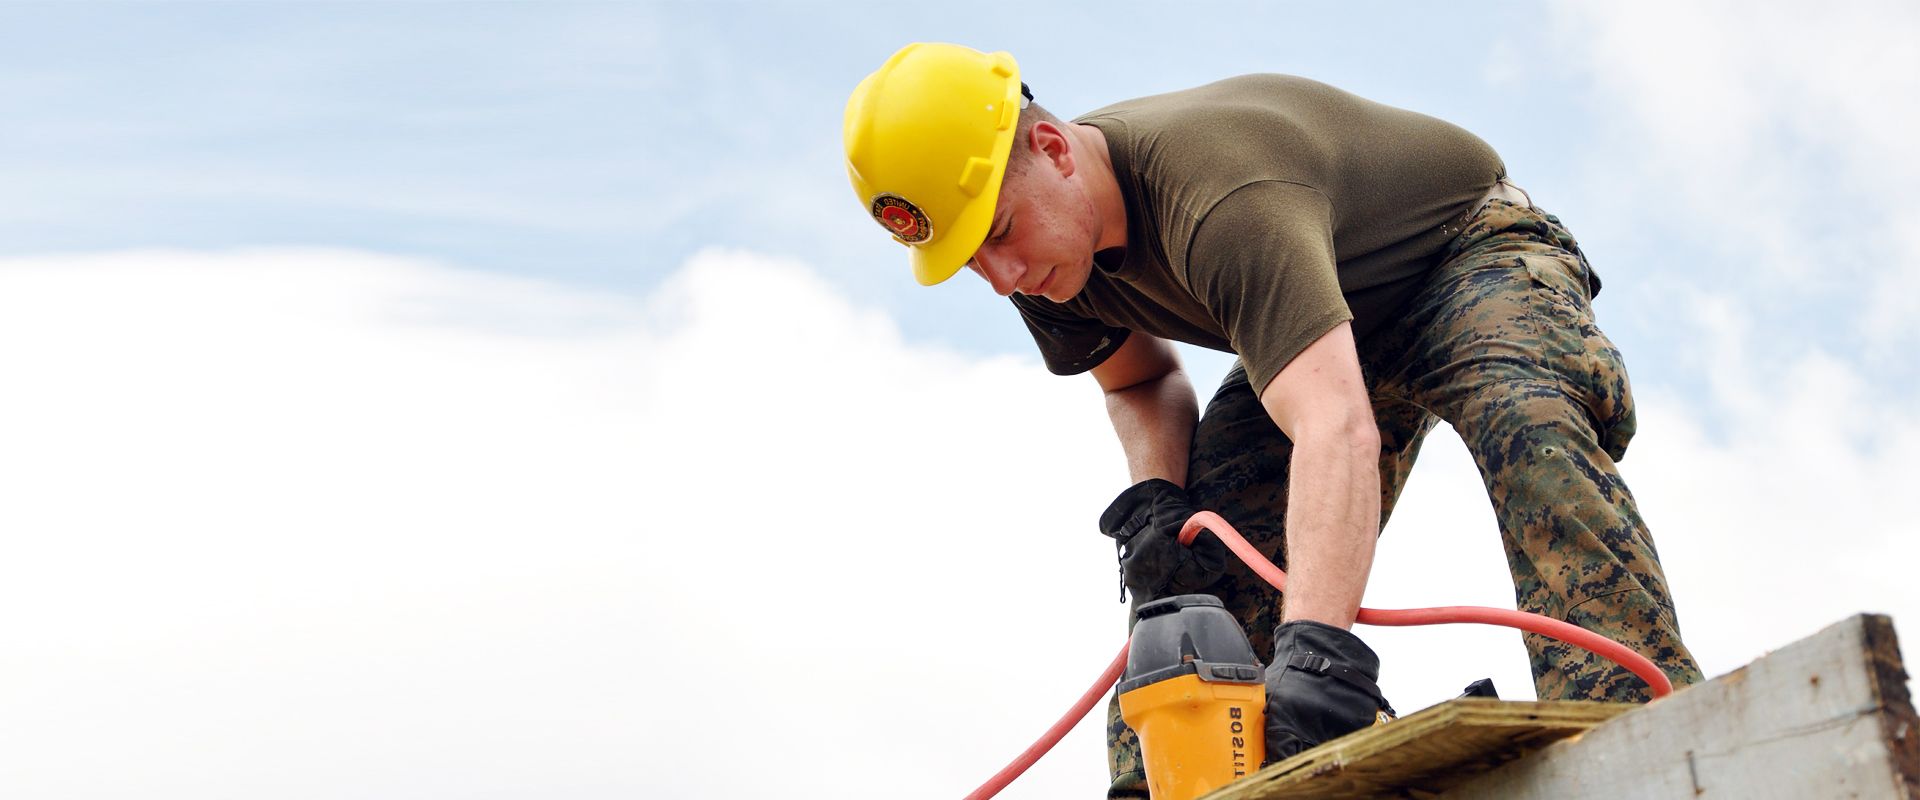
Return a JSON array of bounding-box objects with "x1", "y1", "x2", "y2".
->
[{"x1": 1049, "y1": 268, "x2": 1091, "y2": 302}]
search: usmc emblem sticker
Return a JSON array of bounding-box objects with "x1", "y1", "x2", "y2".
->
[{"x1": 870, "y1": 193, "x2": 932, "y2": 244}]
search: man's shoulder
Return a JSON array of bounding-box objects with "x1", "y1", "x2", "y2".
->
[
  {"x1": 1073, "y1": 74, "x2": 1345, "y2": 126},
  {"x1": 1075, "y1": 74, "x2": 1348, "y2": 187},
  {"x1": 1077, "y1": 75, "x2": 1344, "y2": 263}
]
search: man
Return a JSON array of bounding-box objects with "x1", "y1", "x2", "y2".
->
[{"x1": 844, "y1": 43, "x2": 1703, "y2": 796}]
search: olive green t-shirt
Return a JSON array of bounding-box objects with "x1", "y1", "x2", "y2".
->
[{"x1": 1011, "y1": 74, "x2": 1506, "y2": 392}]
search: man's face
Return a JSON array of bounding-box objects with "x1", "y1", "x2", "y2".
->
[{"x1": 963, "y1": 148, "x2": 1101, "y2": 303}]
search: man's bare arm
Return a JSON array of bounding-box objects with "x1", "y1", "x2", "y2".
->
[
  {"x1": 1090, "y1": 333, "x2": 1197, "y2": 485},
  {"x1": 1257, "y1": 321, "x2": 1380, "y2": 629}
]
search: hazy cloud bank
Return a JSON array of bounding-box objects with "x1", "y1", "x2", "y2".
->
[{"x1": 1, "y1": 248, "x2": 1912, "y2": 798}]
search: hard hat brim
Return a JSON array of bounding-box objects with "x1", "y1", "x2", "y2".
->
[{"x1": 908, "y1": 154, "x2": 1007, "y2": 286}]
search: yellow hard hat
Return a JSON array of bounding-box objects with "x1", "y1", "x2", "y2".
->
[{"x1": 844, "y1": 43, "x2": 1025, "y2": 286}]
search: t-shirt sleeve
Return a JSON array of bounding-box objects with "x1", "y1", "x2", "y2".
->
[
  {"x1": 1184, "y1": 180, "x2": 1352, "y2": 393},
  {"x1": 1011, "y1": 294, "x2": 1133, "y2": 376}
]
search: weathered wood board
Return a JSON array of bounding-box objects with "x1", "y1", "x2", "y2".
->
[
  {"x1": 1202, "y1": 613, "x2": 1916, "y2": 799},
  {"x1": 1446, "y1": 614, "x2": 1918, "y2": 799},
  {"x1": 1202, "y1": 699, "x2": 1631, "y2": 799}
]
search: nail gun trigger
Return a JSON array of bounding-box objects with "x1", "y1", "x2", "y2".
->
[{"x1": 1458, "y1": 678, "x2": 1499, "y2": 699}]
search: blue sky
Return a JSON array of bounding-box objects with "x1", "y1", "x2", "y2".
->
[
  {"x1": 1, "y1": 3, "x2": 1916, "y2": 797},
  {"x1": 6, "y1": 2, "x2": 1913, "y2": 399},
  {"x1": 0, "y1": 4, "x2": 1635, "y2": 340}
]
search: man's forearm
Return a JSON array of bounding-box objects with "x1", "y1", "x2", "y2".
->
[
  {"x1": 1279, "y1": 429, "x2": 1380, "y2": 628},
  {"x1": 1104, "y1": 367, "x2": 1199, "y2": 485},
  {"x1": 1255, "y1": 322, "x2": 1382, "y2": 630}
]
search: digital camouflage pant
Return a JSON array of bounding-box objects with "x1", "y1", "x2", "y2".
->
[{"x1": 1107, "y1": 200, "x2": 1705, "y2": 797}]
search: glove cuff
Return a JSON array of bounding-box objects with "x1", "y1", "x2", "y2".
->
[
  {"x1": 1271, "y1": 620, "x2": 1381, "y2": 673},
  {"x1": 1271, "y1": 620, "x2": 1391, "y2": 712},
  {"x1": 1098, "y1": 478, "x2": 1187, "y2": 536}
]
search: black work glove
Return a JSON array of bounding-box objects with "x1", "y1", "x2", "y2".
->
[
  {"x1": 1263, "y1": 620, "x2": 1397, "y2": 763},
  {"x1": 1098, "y1": 478, "x2": 1228, "y2": 602}
]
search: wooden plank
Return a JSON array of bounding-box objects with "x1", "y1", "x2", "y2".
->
[
  {"x1": 1866, "y1": 615, "x2": 1920, "y2": 798},
  {"x1": 1445, "y1": 613, "x2": 1919, "y2": 798},
  {"x1": 1202, "y1": 699, "x2": 1631, "y2": 799}
]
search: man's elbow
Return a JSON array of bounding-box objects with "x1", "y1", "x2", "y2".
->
[
  {"x1": 1342, "y1": 418, "x2": 1382, "y2": 458},
  {"x1": 1292, "y1": 406, "x2": 1381, "y2": 456}
]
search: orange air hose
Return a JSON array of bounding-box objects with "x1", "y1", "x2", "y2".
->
[{"x1": 962, "y1": 509, "x2": 1673, "y2": 800}]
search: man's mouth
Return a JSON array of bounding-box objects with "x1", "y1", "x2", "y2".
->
[{"x1": 1027, "y1": 269, "x2": 1054, "y2": 296}]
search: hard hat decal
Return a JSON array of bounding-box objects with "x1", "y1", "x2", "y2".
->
[
  {"x1": 844, "y1": 43, "x2": 1020, "y2": 284},
  {"x1": 871, "y1": 193, "x2": 933, "y2": 244}
]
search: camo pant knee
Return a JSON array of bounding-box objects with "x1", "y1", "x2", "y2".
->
[{"x1": 1365, "y1": 199, "x2": 1704, "y2": 700}]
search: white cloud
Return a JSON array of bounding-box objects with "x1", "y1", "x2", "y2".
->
[
  {"x1": 1553, "y1": 0, "x2": 1920, "y2": 344},
  {"x1": 1625, "y1": 293, "x2": 1920, "y2": 675},
  {"x1": 0, "y1": 247, "x2": 1130, "y2": 798},
  {"x1": 1, "y1": 248, "x2": 1913, "y2": 799}
]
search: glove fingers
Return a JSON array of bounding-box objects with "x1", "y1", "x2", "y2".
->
[
  {"x1": 1167, "y1": 530, "x2": 1228, "y2": 592},
  {"x1": 1189, "y1": 530, "x2": 1228, "y2": 572},
  {"x1": 1262, "y1": 680, "x2": 1385, "y2": 763},
  {"x1": 1168, "y1": 555, "x2": 1222, "y2": 593},
  {"x1": 1264, "y1": 723, "x2": 1313, "y2": 762},
  {"x1": 1262, "y1": 622, "x2": 1392, "y2": 764}
]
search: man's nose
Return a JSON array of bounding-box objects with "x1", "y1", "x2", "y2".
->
[{"x1": 971, "y1": 248, "x2": 1024, "y2": 296}]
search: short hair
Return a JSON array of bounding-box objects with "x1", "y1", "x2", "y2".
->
[{"x1": 1005, "y1": 102, "x2": 1062, "y2": 179}]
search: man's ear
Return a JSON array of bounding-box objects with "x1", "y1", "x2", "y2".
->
[{"x1": 1028, "y1": 120, "x2": 1076, "y2": 178}]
